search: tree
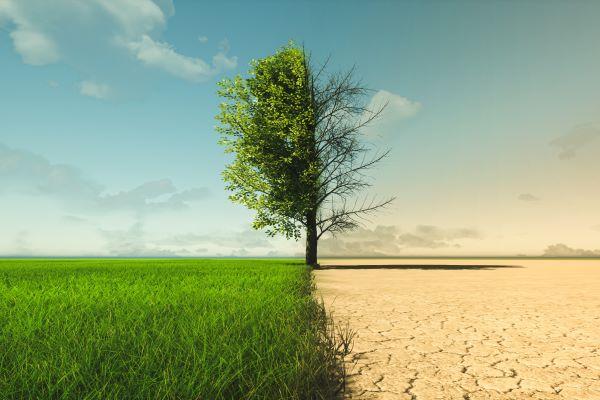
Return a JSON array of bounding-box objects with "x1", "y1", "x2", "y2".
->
[{"x1": 216, "y1": 43, "x2": 393, "y2": 266}]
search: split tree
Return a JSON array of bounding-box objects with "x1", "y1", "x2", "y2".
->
[{"x1": 216, "y1": 43, "x2": 393, "y2": 266}]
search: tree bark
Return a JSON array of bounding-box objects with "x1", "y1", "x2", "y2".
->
[{"x1": 305, "y1": 210, "x2": 318, "y2": 266}]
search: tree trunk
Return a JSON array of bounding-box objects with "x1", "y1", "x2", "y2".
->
[{"x1": 305, "y1": 210, "x2": 318, "y2": 267}]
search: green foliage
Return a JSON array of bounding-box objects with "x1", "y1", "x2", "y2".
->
[
  {"x1": 216, "y1": 43, "x2": 318, "y2": 239},
  {"x1": 0, "y1": 259, "x2": 342, "y2": 399}
]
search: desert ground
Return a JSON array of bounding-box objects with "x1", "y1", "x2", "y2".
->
[{"x1": 315, "y1": 259, "x2": 600, "y2": 400}]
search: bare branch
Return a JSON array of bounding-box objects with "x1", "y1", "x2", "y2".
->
[{"x1": 317, "y1": 196, "x2": 395, "y2": 239}]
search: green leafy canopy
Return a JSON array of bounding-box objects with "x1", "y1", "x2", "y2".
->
[{"x1": 216, "y1": 43, "x2": 318, "y2": 239}]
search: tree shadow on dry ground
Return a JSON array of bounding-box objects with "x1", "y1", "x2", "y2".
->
[{"x1": 316, "y1": 264, "x2": 523, "y2": 270}]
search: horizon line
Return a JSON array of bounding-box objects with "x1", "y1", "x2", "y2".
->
[{"x1": 1, "y1": 256, "x2": 600, "y2": 260}]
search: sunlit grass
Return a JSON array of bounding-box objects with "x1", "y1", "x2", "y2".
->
[{"x1": 0, "y1": 259, "x2": 339, "y2": 399}]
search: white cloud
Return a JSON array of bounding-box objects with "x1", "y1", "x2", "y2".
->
[
  {"x1": 319, "y1": 226, "x2": 400, "y2": 256},
  {"x1": 518, "y1": 193, "x2": 540, "y2": 202},
  {"x1": 62, "y1": 215, "x2": 89, "y2": 224},
  {"x1": 400, "y1": 225, "x2": 481, "y2": 247},
  {"x1": 319, "y1": 225, "x2": 481, "y2": 256},
  {"x1": 162, "y1": 229, "x2": 272, "y2": 249},
  {"x1": 0, "y1": 3, "x2": 53, "y2": 65},
  {"x1": 99, "y1": 221, "x2": 178, "y2": 257},
  {"x1": 543, "y1": 243, "x2": 600, "y2": 257},
  {"x1": 100, "y1": 179, "x2": 176, "y2": 208},
  {"x1": 0, "y1": 1, "x2": 60, "y2": 65},
  {"x1": 124, "y1": 35, "x2": 209, "y2": 80},
  {"x1": 10, "y1": 28, "x2": 60, "y2": 65},
  {"x1": 0, "y1": 143, "x2": 102, "y2": 198},
  {"x1": 212, "y1": 51, "x2": 237, "y2": 71},
  {"x1": 79, "y1": 80, "x2": 112, "y2": 100},
  {"x1": 372, "y1": 90, "x2": 421, "y2": 119},
  {"x1": 98, "y1": 179, "x2": 208, "y2": 212},
  {"x1": 0, "y1": 142, "x2": 209, "y2": 213},
  {"x1": 212, "y1": 39, "x2": 237, "y2": 70},
  {"x1": 149, "y1": 228, "x2": 281, "y2": 257},
  {"x1": 95, "y1": 0, "x2": 168, "y2": 37},
  {"x1": 123, "y1": 34, "x2": 237, "y2": 82},
  {"x1": 168, "y1": 187, "x2": 210, "y2": 203},
  {"x1": 550, "y1": 123, "x2": 600, "y2": 159},
  {"x1": 198, "y1": 35, "x2": 208, "y2": 43},
  {"x1": 0, "y1": 0, "x2": 236, "y2": 84},
  {"x1": 363, "y1": 90, "x2": 421, "y2": 136}
]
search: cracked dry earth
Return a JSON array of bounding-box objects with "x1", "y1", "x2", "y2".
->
[{"x1": 315, "y1": 259, "x2": 600, "y2": 400}]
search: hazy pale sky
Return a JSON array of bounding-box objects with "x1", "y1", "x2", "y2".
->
[{"x1": 1, "y1": 0, "x2": 600, "y2": 257}]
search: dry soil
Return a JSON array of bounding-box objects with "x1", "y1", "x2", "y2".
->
[{"x1": 315, "y1": 259, "x2": 600, "y2": 399}]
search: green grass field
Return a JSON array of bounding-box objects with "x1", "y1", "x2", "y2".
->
[{"x1": 0, "y1": 259, "x2": 341, "y2": 400}]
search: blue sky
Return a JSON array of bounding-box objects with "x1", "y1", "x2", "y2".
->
[{"x1": 1, "y1": 0, "x2": 600, "y2": 257}]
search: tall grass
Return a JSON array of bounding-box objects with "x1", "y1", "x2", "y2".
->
[{"x1": 0, "y1": 259, "x2": 346, "y2": 399}]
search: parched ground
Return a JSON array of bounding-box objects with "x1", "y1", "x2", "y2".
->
[{"x1": 315, "y1": 259, "x2": 600, "y2": 400}]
